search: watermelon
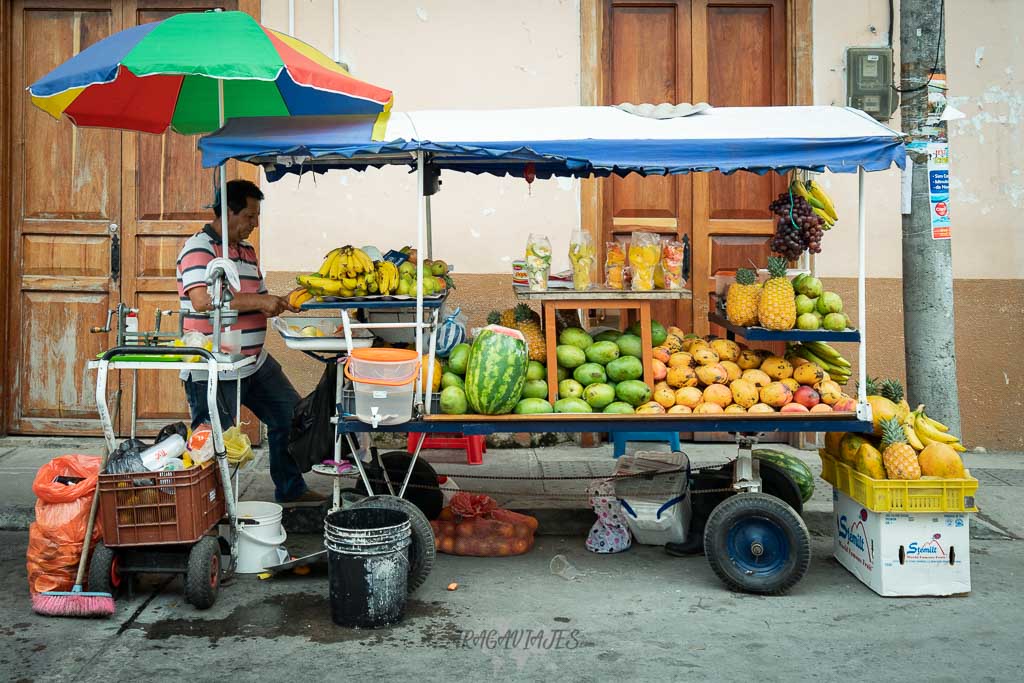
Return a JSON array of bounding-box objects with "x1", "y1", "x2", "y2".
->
[
  {"x1": 753, "y1": 449, "x2": 814, "y2": 503},
  {"x1": 464, "y1": 325, "x2": 528, "y2": 415}
]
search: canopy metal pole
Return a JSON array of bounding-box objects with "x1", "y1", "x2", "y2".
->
[
  {"x1": 425, "y1": 195, "x2": 433, "y2": 259},
  {"x1": 856, "y1": 167, "x2": 869, "y2": 420},
  {"x1": 415, "y1": 151, "x2": 426, "y2": 405},
  {"x1": 210, "y1": 79, "x2": 230, "y2": 354}
]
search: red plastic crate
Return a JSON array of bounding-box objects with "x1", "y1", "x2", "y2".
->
[{"x1": 98, "y1": 463, "x2": 225, "y2": 547}]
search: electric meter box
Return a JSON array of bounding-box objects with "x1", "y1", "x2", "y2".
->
[{"x1": 847, "y1": 47, "x2": 895, "y2": 121}]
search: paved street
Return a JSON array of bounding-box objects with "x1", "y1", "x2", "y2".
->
[{"x1": 1, "y1": 439, "x2": 1021, "y2": 681}]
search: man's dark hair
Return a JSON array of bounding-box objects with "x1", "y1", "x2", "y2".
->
[{"x1": 213, "y1": 179, "x2": 264, "y2": 217}]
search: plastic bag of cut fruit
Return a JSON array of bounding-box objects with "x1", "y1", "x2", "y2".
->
[
  {"x1": 660, "y1": 240, "x2": 686, "y2": 290},
  {"x1": 430, "y1": 493, "x2": 538, "y2": 557},
  {"x1": 605, "y1": 241, "x2": 626, "y2": 289},
  {"x1": 629, "y1": 231, "x2": 660, "y2": 291}
]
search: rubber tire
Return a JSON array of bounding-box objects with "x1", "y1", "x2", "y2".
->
[
  {"x1": 757, "y1": 461, "x2": 804, "y2": 514},
  {"x1": 353, "y1": 494, "x2": 435, "y2": 593},
  {"x1": 355, "y1": 450, "x2": 444, "y2": 521},
  {"x1": 87, "y1": 542, "x2": 120, "y2": 596},
  {"x1": 703, "y1": 493, "x2": 811, "y2": 595},
  {"x1": 184, "y1": 536, "x2": 221, "y2": 610}
]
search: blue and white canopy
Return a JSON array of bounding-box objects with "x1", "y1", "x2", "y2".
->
[{"x1": 199, "y1": 105, "x2": 906, "y2": 181}]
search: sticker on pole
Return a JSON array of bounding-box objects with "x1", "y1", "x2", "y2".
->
[{"x1": 927, "y1": 142, "x2": 951, "y2": 240}]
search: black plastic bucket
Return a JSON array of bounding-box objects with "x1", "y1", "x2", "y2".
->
[{"x1": 324, "y1": 507, "x2": 412, "y2": 628}]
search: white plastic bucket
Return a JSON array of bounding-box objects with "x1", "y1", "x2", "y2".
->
[{"x1": 235, "y1": 501, "x2": 288, "y2": 574}]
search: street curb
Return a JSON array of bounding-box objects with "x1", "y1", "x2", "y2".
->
[{"x1": 0, "y1": 506, "x2": 35, "y2": 531}]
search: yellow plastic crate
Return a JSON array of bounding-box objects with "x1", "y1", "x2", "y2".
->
[{"x1": 818, "y1": 450, "x2": 978, "y2": 513}]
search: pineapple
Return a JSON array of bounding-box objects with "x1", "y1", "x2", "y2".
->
[
  {"x1": 880, "y1": 417, "x2": 921, "y2": 480},
  {"x1": 726, "y1": 268, "x2": 762, "y2": 327},
  {"x1": 859, "y1": 375, "x2": 881, "y2": 397},
  {"x1": 498, "y1": 308, "x2": 517, "y2": 328},
  {"x1": 756, "y1": 257, "x2": 796, "y2": 330},
  {"x1": 487, "y1": 311, "x2": 502, "y2": 327},
  {"x1": 513, "y1": 303, "x2": 546, "y2": 363},
  {"x1": 879, "y1": 378, "x2": 912, "y2": 420}
]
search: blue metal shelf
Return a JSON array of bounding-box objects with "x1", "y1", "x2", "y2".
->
[
  {"x1": 336, "y1": 412, "x2": 872, "y2": 436},
  {"x1": 708, "y1": 311, "x2": 862, "y2": 343}
]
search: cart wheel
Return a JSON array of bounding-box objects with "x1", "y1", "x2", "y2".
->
[
  {"x1": 703, "y1": 493, "x2": 811, "y2": 595},
  {"x1": 87, "y1": 542, "x2": 122, "y2": 595},
  {"x1": 355, "y1": 450, "x2": 444, "y2": 521},
  {"x1": 353, "y1": 495, "x2": 435, "y2": 592},
  {"x1": 184, "y1": 536, "x2": 221, "y2": 610}
]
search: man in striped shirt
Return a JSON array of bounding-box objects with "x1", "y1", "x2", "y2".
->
[{"x1": 176, "y1": 179, "x2": 324, "y2": 505}]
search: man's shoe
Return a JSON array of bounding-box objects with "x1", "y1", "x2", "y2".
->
[{"x1": 279, "y1": 490, "x2": 329, "y2": 508}]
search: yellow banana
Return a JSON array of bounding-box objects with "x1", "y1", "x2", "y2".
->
[
  {"x1": 914, "y1": 413, "x2": 959, "y2": 445},
  {"x1": 812, "y1": 206, "x2": 835, "y2": 228},
  {"x1": 949, "y1": 441, "x2": 966, "y2": 453},
  {"x1": 921, "y1": 412, "x2": 950, "y2": 433},
  {"x1": 329, "y1": 249, "x2": 347, "y2": 280},
  {"x1": 790, "y1": 179, "x2": 813, "y2": 203},
  {"x1": 317, "y1": 248, "x2": 342, "y2": 277},
  {"x1": 903, "y1": 411, "x2": 925, "y2": 450},
  {"x1": 807, "y1": 179, "x2": 839, "y2": 222}
]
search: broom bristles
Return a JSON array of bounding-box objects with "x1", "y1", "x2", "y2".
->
[{"x1": 31, "y1": 590, "x2": 115, "y2": 618}]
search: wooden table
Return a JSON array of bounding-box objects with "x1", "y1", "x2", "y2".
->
[{"x1": 514, "y1": 287, "x2": 692, "y2": 405}]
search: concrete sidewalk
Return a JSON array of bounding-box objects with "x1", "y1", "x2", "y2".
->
[{"x1": 1, "y1": 435, "x2": 1021, "y2": 539}]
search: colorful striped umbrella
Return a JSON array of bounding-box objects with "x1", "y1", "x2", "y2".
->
[{"x1": 28, "y1": 10, "x2": 392, "y2": 135}]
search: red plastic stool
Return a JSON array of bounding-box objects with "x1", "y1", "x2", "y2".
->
[{"x1": 407, "y1": 432, "x2": 487, "y2": 465}]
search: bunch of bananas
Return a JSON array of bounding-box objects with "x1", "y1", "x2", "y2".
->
[
  {"x1": 295, "y1": 246, "x2": 378, "y2": 298},
  {"x1": 319, "y1": 245, "x2": 375, "y2": 279},
  {"x1": 375, "y1": 261, "x2": 400, "y2": 295},
  {"x1": 786, "y1": 341, "x2": 851, "y2": 384},
  {"x1": 902, "y1": 405, "x2": 967, "y2": 453},
  {"x1": 791, "y1": 179, "x2": 838, "y2": 230}
]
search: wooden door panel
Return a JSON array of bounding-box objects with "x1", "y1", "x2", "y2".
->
[
  {"x1": 22, "y1": 9, "x2": 120, "y2": 222},
  {"x1": 9, "y1": 2, "x2": 121, "y2": 434},
  {"x1": 692, "y1": 0, "x2": 787, "y2": 336},
  {"x1": 604, "y1": 0, "x2": 693, "y2": 329},
  {"x1": 18, "y1": 290, "x2": 111, "y2": 431},
  {"x1": 705, "y1": 4, "x2": 781, "y2": 222}
]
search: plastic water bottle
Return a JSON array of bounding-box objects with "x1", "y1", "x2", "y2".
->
[
  {"x1": 140, "y1": 434, "x2": 187, "y2": 471},
  {"x1": 125, "y1": 310, "x2": 139, "y2": 343},
  {"x1": 438, "y1": 476, "x2": 460, "y2": 506}
]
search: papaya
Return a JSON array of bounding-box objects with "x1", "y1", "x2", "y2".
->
[{"x1": 854, "y1": 443, "x2": 886, "y2": 479}]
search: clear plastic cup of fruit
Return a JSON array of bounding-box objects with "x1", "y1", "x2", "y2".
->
[
  {"x1": 525, "y1": 233, "x2": 552, "y2": 292},
  {"x1": 569, "y1": 231, "x2": 595, "y2": 291}
]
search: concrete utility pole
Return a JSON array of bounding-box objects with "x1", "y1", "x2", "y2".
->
[{"x1": 900, "y1": 0, "x2": 961, "y2": 436}]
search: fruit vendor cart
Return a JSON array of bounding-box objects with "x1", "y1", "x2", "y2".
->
[{"x1": 199, "y1": 104, "x2": 905, "y2": 593}]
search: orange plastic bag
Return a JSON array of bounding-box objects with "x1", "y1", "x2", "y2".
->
[
  {"x1": 431, "y1": 493, "x2": 537, "y2": 557},
  {"x1": 26, "y1": 455, "x2": 102, "y2": 594}
]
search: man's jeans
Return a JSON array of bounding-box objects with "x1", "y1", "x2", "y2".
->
[{"x1": 183, "y1": 354, "x2": 306, "y2": 502}]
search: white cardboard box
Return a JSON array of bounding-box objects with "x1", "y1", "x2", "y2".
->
[{"x1": 833, "y1": 489, "x2": 971, "y2": 597}]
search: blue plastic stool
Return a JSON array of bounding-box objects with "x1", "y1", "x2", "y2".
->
[{"x1": 612, "y1": 431, "x2": 682, "y2": 458}]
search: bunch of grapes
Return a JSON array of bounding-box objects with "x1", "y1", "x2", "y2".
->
[{"x1": 768, "y1": 193, "x2": 824, "y2": 260}]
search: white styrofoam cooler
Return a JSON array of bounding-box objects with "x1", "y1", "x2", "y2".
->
[
  {"x1": 613, "y1": 452, "x2": 691, "y2": 546},
  {"x1": 832, "y1": 489, "x2": 971, "y2": 597}
]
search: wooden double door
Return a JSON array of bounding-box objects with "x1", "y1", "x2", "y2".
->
[
  {"x1": 5, "y1": 0, "x2": 257, "y2": 435},
  {"x1": 590, "y1": 0, "x2": 790, "y2": 334}
]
